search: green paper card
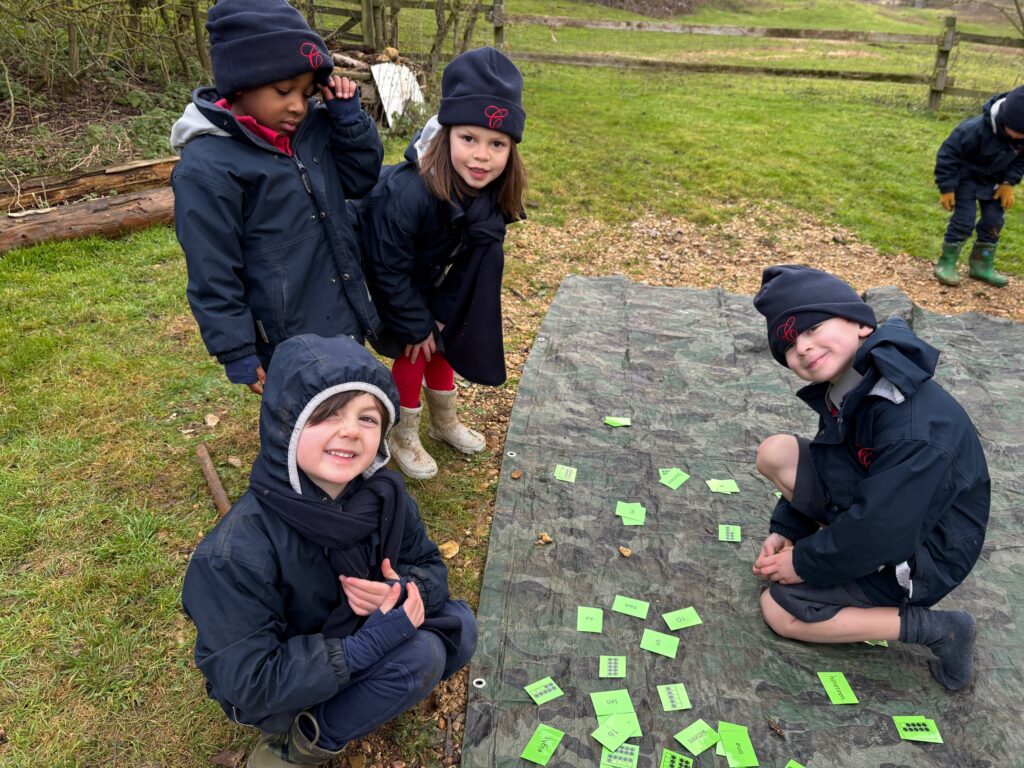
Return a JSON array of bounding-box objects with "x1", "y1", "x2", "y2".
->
[
  {"x1": 622, "y1": 515, "x2": 646, "y2": 527},
  {"x1": 612, "y1": 594, "x2": 650, "y2": 619},
  {"x1": 604, "y1": 416, "x2": 631, "y2": 427},
  {"x1": 659, "y1": 748, "x2": 694, "y2": 768},
  {"x1": 598, "y1": 712, "x2": 641, "y2": 738},
  {"x1": 774, "y1": 490, "x2": 782, "y2": 498},
  {"x1": 615, "y1": 501, "x2": 646, "y2": 519},
  {"x1": 707, "y1": 478, "x2": 740, "y2": 494},
  {"x1": 718, "y1": 722, "x2": 758, "y2": 768},
  {"x1": 784, "y1": 762, "x2": 807, "y2": 768},
  {"x1": 663, "y1": 606, "x2": 702, "y2": 630},
  {"x1": 640, "y1": 628, "x2": 680, "y2": 658},
  {"x1": 674, "y1": 719, "x2": 719, "y2": 756},
  {"x1": 818, "y1": 671, "x2": 859, "y2": 704},
  {"x1": 718, "y1": 524, "x2": 742, "y2": 542},
  {"x1": 591, "y1": 713, "x2": 634, "y2": 752},
  {"x1": 600, "y1": 655, "x2": 627, "y2": 679},
  {"x1": 657, "y1": 682, "x2": 692, "y2": 711},
  {"x1": 590, "y1": 688, "x2": 633, "y2": 716},
  {"x1": 659, "y1": 467, "x2": 690, "y2": 490},
  {"x1": 553, "y1": 464, "x2": 577, "y2": 483},
  {"x1": 864, "y1": 639, "x2": 889, "y2": 647},
  {"x1": 577, "y1": 606, "x2": 604, "y2": 633},
  {"x1": 893, "y1": 716, "x2": 943, "y2": 743},
  {"x1": 524, "y1": 676, "x2": 563, "y2": 705},
  {"x1": 520, "y1": 723, "x2": 565, "y2": 766},
  {"x1": 600, "y1": 743, "x2": 640, "y2": 768}
]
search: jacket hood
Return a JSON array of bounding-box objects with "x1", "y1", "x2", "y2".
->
[
  {"x1": 405, "y1": 115, "x2": 443, "y2": 164},
  {"x1": 984, "y1": 92, "x2": 1024, "y2": 144},
  {"x1": 170, "y1": 87, "x2": 233, "y2": 154},
  {"x1": 256, "y1": 334, "x2": 399, "y2": 494},
  {"x1": 854, "y1": 316, "x2": 939, "y2": 397}
]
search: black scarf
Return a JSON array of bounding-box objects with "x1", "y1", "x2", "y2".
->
[
  {"x1": 249, "y1": 459, "x2": 407, "y2": 638},
  {"x1": 440, "y1": 186, "x2": 509, "y2": 386}
]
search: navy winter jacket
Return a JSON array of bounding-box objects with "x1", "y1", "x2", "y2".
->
[
  {"x1": 935, "y1": 92, "x2": 1024, "y2": 193},
  {"x1": 181, "y1": 336, "x2": 449, "y2": 733},
  {"x1": 171, "y1": 87, "x2": 384, "y2": 368},
  {"x1": 769, "y1": 318, "x2": 990, "y2": 607},
  {"x1": 351, "y1": 128, "x2": 470, "y2": 347}
]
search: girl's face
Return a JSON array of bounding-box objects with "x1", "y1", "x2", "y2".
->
[
  {"x1": 231, "y1": 72, "x2": 316, "y2": 135},
  {"x1": 296, "y1": 393, "x2": 383, "y2": 498},
  {"x1": 449, "y1": 124, "x2": 511, "y2": 190}
]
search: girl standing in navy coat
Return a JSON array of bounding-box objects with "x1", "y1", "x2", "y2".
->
[{"x1": 353, "y1": 47, "x2": 527, "y2": 479}]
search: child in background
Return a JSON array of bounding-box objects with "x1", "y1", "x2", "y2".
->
[
  {"x1": 752, "y1": 265, "x2": 989, "y2": 692},
  {"x1": 182, "y1": 334, "x2": 476, "y2": 768},
  {"x1": 171, "y1": 0, "x2": 383, "y2": 394},
  {"x1": 352, "y1": 46, "x2": 527, "y2": 479},
  {"x1": 933, "y1": 84, "x2": 1024, "y2": 288}
]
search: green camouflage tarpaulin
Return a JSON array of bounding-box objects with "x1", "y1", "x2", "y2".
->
[{"x1": 464, "y1": 276, "x2": 1024, "y2": 768}]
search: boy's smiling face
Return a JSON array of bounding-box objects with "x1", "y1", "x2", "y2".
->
[
  {"x1": 296, "y1": 392, "x2": 383, "y2": 498},
  {"x1": 231, "y1": 72, "x2": 316, "y2": 135},
  {"x1": 784, "y1": 317, "x2": 874, "y2": 384}
]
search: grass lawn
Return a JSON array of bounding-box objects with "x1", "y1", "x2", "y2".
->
[{"x1": 2, "y1": 0, "x2": 1023, "y2": 765}]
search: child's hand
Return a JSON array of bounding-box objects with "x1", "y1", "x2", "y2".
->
[
  {"x1": 340, "y1": 558, "x2": 402, "y2": 615},
  {"x1": 404, "y1": 333, "x2": 436, "y2": 364},
  {"x1": 320, "y1": 75, "x2": 358, "y2": 101},
  {"x1": 940, "y1": 191, "x2": 956, "y2": 211},
  {"x1": 399, "y1": 580, "x2": 425, "y2": 627},
  {"x1": 756, "y1": 547, "x2": 803, "y2": 585},
  {"x1": 249, "y1": 366, "x2": 266, "y2": 396},
  {"x1": 754, "y1": 534, "x2": 793, "y2": 580}
]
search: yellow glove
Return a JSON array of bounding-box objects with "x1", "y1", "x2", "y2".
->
[
  {"x1": 940, "y1": 191, "x2": 956, "y2": 211},
  {"x1": 995, "y1": 183, "x2": 1015, "y2": 210}
]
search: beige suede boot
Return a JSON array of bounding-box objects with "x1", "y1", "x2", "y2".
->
[
  {"x1": 387, "y1": 405, "x2": 438, "y2": 479},
  {"x1": 424, "y1": 386, "x2": 486, "y2": 454},
  {"x1": 247, "y1": 713, "x2": 345, "y2": 767}
]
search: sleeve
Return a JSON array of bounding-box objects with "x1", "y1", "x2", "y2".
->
[
  {"x1": 768, "y1": 497, "x2": 820, "y2": 542},
  {"x1": 362, "y1": 191, "x2": 437, "y2": 344},
  {"x1": 792, "y1": 439, "x2": 954, "y2": 587},
  {"x1": 1002, "y1": 150, "x2": 1024, "y2": 186},
  {"x1": 934, "y1": 123, "x2": 971, "y2": 193},
  {"x1": 325, "y1": 106, "x2": 384, "y2": 200},
  {"x1": 182, "y1": 552, "x2": 343, "y2": 722},
  {"x1": 172, "y1": 163, "x2": 256, "y2": 363},
  {"x1": 395, "y1": 496, "x2": 450, "y2": 616}
]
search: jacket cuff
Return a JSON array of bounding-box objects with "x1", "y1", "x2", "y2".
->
[
  {"x1": 216, "y1": 345, "x2": 258, "y2": 364},
  {"x1": 325, "y1": 637, "x2": 352, "y2": 688}
]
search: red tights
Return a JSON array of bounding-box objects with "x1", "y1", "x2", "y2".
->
[{"x1": 391, "y1": 353, "x2": 455, "y2": 408}]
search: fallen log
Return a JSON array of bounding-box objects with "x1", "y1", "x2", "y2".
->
[
  {"x1": 0, "y1": 187, "x2": 175, "y2": 254},
  {"x1": 1, "y1": 156, "x2": 179, "y2": 211}
]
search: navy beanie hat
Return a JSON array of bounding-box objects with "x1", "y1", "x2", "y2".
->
[
  {"x1": 438, "y1": 47, "x2": 525, "y2": 143},
  {"x1": 206, "y1": 0, "x2": 334, "y2": 97},
  {"x1": 997, "y1": 85, "x2": 1024, "y2": 135},
  {"x1": 753, "y1": 265, "x2": 877, "y2": 367}
]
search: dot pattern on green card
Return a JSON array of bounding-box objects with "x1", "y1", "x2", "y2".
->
[
  {"x1": 665, "y1": 689, "x2": 682, "y2": 707},
  {"x1": 901, "y1": 722, "x2": 931, "y2": 733},
  {"x1": 719, "y1": 525, "x2": 741, "y2": 542},
  {"x1": 601, "y1": 743, "x2": 640, "y2": 768},
  {"x1": 659, "y1": 750, "x2": 693, "y2": 768}
]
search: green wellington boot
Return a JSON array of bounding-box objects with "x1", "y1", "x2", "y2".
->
[
  {"x1": 968, "y1": 242, "x2": 1009, "y2": 287},
  {"x1": 247, "y1": 713, "x2": 345, "y2": 768},
  {"x1": 933, "y1": 241, "x2": 963, "y2": 286}
]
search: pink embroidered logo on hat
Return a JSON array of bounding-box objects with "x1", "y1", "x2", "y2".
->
[
  {"x1": 300, "y1": 41, "x2": 324, "y2": 69},
  {"x1": 776, "y1": 316, "x2": 798, "y2": 344},
  {"x1": 484, "y1": 105, "x2": 508, "y2": 129}
]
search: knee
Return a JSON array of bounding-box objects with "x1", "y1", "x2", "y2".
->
[
  {"x1": 441, "y1": 600, "x2": 478, "y2": 679},
  {"x1": 756, "y1": 435, "x2": 793, "y2": 480},
  {"x1": 408, "y1": 632, "x2": 447, "y2": 690},
  {"x1": 759, "y1": 589, "x2": 799, "y2": 639}
]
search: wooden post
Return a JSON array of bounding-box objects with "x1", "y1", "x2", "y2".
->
[
  {"x1": 492, "y1": 0, "x2": 505, "y2": 47},
  {"x1": 361, "y1": 0, "x2": 376, "y2": 48},
  {"x1": 929, "y1": 16, "x2": 956, "y2": 111},
  {"x1": 373, "y1": 0, "x2": 385, "y2": 50}
]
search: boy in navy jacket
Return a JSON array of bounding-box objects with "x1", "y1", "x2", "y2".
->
[
  {"x1": 752, "y1": 265, "x2": 990, "y2": 692},
  {"x1": 933, "y1": 85, "x2": 1024, "y2": 287},
  {"x1": 171, "y1": 0, "x2": 383, "y2": 394},
  {"x1": 182, "y1": 335, "x2": 475, "y2": 767}
]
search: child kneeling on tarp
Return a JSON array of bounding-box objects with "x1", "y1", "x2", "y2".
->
[
  {"x1": 751, "y1": 265, "x2": 989, "y2": 692},
  {"x1": 182, "y1": 335, "x2": 476, "y2": 767}
]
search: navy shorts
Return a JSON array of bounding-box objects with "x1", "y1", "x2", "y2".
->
[{"x1": 791, "y1": 436, "x2": 828, "y2": 516}]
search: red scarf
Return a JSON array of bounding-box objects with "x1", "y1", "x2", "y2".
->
[{"x1": 215, "y1": 98, "x2": 293, "y2": 156}]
